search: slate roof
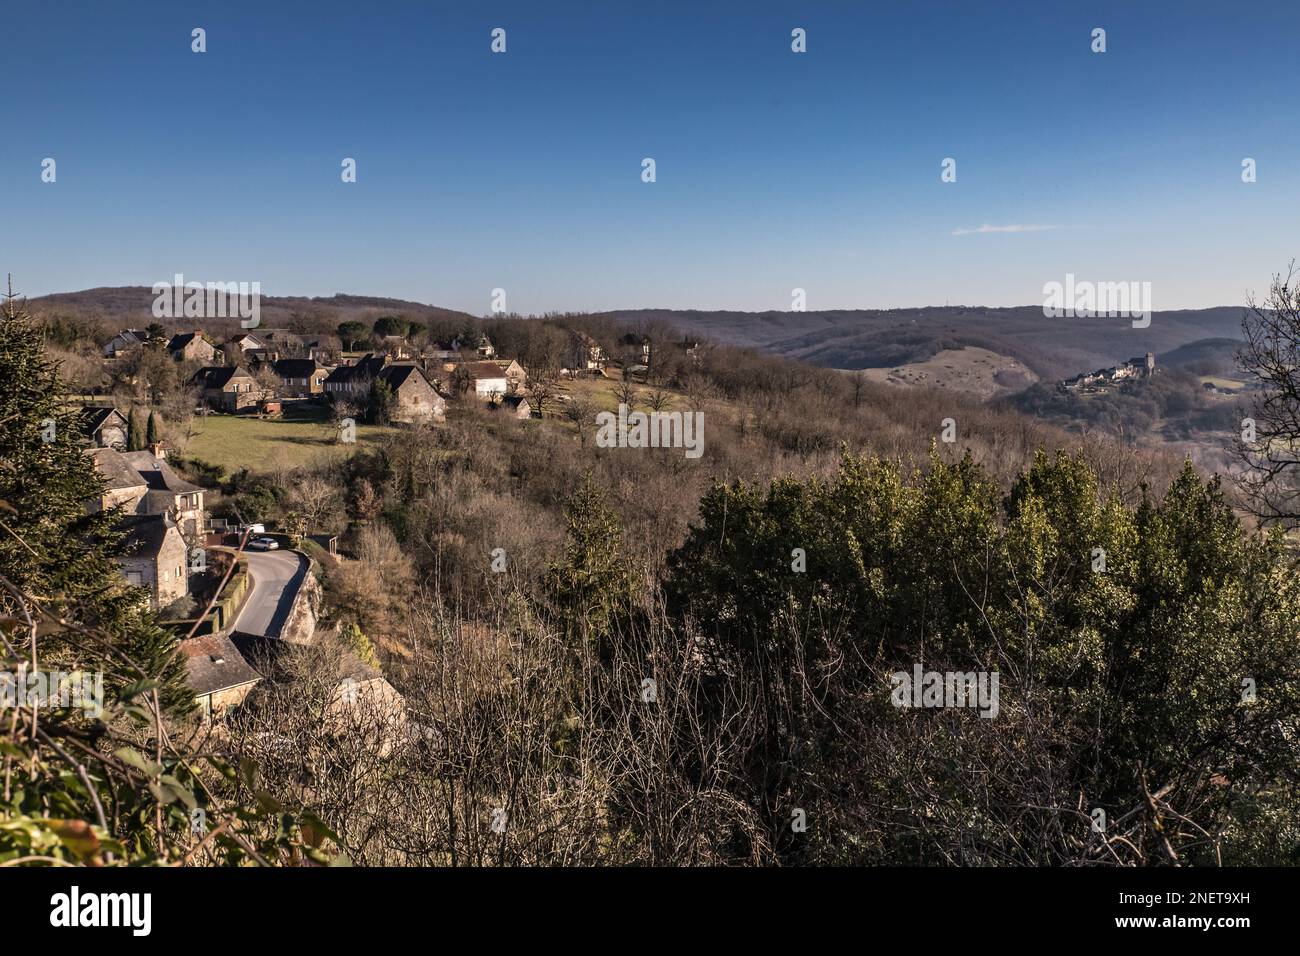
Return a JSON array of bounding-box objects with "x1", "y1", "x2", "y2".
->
[
  {"x1": 191, "y1": 366, "x2": 252, "y2": 389},
  {"x1": 166, "y1": 332, "x2": 204, "y2": 352},
  {"x1": 182, "y1": 634, "x2": 263, "y2": 697},
  {"x1": 119, "y1": 452, "x2": 205, "y2": 494},
  {"x1": 88, "y1": 447, "x2": 148, "y2": 492},
  {"x1": 324, "y1": 354, "x2": 387, "y2": 385},
  {"x1": 459, "y1": 361, "x2": 510, "y2": 380},
  {"x1": 375, "y1": 364, "x2": 426, "y2": 390},
  {"x1": 272, "y1": 358, "x2": 319, "y2": 379},
  {"x1": 78, "y1": 406, "x2": 125, "y2": 438}
]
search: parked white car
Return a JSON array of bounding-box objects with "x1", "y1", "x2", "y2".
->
[{"x1": 247, "y1": 536, "x2": 280, "y2": 551}]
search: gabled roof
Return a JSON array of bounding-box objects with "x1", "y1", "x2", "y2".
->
[
  {"x1": 89, "y1": 447, "x2": 148, "y2": 492},
  {"x1": 182, "y1": 634, "x2": 263, "y2": 697},
  {"x1": 324, "y1": 354, "x2": 386, "y2": 385},
  {"x1": 78, "y1": 405, "x2": 126, "y2": 438},
  {"x1": 231, "y1": 331, "x2": 268, "y2": 348},
  {"x1": 459, "y1": 361, "x2": 510, "y2": 380},
  {"x1": 119, "y1": 452, "x2": 205, "y2": 494},
  {"x1": 191, "y1": 366, "x2": 253, "y2": 389},
  {"x1": 375, "y1": 364, "x2": 429, "y2": 391},
  {"x1": 166, "y1": 331, "x2": 206, "y2": 352},
  {"x1": 272, "y1": 358, "x2": 319, "y2": 378}
]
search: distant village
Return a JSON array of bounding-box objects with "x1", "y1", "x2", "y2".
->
[
  {"x1": 1059, "y1": 351, "x2": 1157, "y2": 393},
  {"x1": 98, "y1": 324, "x2": 694, "y2": 421}
]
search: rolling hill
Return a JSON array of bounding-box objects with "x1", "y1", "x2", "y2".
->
[{"x1": 596, "y1": 305, "x2": 1246, "y2": 383}]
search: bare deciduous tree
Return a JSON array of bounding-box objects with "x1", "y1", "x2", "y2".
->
[{"x1": 1237, "y1": 263, "x2": 1300, "y2": 525}]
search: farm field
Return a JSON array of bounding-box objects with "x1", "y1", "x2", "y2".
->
[{"x1": 179, "y1": 409, "x2": 399, "y2": 473}]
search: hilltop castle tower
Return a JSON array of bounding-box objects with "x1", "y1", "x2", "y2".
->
[{"x1": 1145, "y1": 352, "x2": 1155, "y2": 377}]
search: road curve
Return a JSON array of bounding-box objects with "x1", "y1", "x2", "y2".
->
[{"x1": 232, "y1": 549, "x2": 309, "y2": 639}]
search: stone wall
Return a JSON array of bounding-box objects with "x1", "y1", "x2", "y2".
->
[
  {"x1": 155, "y1": 527, "x2": 189, "y2": 608},
  {"x1": 280, "y1": 563, "x2": 321, "y2": 645}
]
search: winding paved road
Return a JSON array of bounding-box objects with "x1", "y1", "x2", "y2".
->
[{"x1": 232, "y1": 549, "x2": 309, "y2": 639}]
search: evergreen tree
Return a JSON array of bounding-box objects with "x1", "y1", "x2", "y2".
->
[
  {"x1": 0, "y1": 296, "x2": 192, "y2": 712},
  {"x1": 127, "y1": 406, "x2": 146, "y2": 450},
  {"x1": 544, "y1": 472, "x2": 635, "y2": 648},
  {"x1": 367, "y1": 378, "x2": 394, "y2": 425},
  {"x1": 665, "y1": 449, "x2": 1300, "y2": 865},
  {"x1": 146, "y1": 409, "x2": 159, "y2": 445}
]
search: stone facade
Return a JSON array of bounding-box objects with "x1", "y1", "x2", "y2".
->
[{"x1": 120, "y1": 516, "x2": 189, "y2": 610}]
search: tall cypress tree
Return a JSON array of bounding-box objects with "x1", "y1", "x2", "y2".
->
[
  {"x1": 127, "y1": 406, "x2": 146, "y2": 450},
  {"x1": 146, "y1": 409, "x2": 159, "y2": 445}
]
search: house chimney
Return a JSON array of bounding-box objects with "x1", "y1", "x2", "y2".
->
[{"x1": 149, "y1": 442, "x2": 166, "y2": 460}]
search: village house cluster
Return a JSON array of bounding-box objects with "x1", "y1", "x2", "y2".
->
[
  {"x1": 1060, "y1": 351, "x2": 1156, "y2": 393},
  {"x1": 77, "y1": 398, "x2": 398, "y2": 722},
  {"x1": 99, "y1": 321, "x2": 704, "y2": 422}
]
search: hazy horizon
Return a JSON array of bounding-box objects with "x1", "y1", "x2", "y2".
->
[{"x1": 22, "y1": 282, "x2": 1253, "y2": 318}]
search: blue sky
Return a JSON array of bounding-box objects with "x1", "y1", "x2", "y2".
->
[{"x1": 3, "y1": 0, "x2": 1297, "y2": 313}]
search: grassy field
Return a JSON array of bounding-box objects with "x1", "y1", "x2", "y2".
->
[
  {"x1": 1198, "y1": 375, "x2": 1246, "y2": 392},
  {"x1": 179, "y1": 408, "x2": 399, "y2": 473}
]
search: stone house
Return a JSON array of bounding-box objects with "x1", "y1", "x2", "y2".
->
[
  {"x1": 303, "y1": 338, "x2": 341, "y2": 365},
  {"x1": 118, "y1": 513, "x2": 189, "y2": 610},
  {"x1": 322, "y1": 353, "x2": 389, "y2": 401},
  {"x1": 374, "y1": 364, "x2": 445, "y2": 423},
  {"x1": 120, "y1": 450, "x2": 206, "y2": 538},
  {"x1": 272, "y1": 358, "x2": 330, "y2": 397},
  {"x1": 89, "y1": 447, "x2": 149, "y2": 513},
  {"x1": 570, "y1": 332, "x2": 608, "y2": 375},
  {"x1": 325, "y1": 355, "x2": 444, "y2": 422},
  {"x1": 451, "y1": 360, "x2": 514, "y2": 400},
  {"x1": 103, "y1": 329, "x2": 149, "y2": 358},
  {"x1": 78, "y1": 406, "x2": 129, "y2": 449},
  {"x1": 191, "y1": 366, "x2": 262, "y2": 411},
  {"x1": 90, "y1": 446, "x2": 207, "y2": 537},
  {"x1": 182, "y1": 634, "x2": 262, "y2": 719},
  {"x1": 229, "y1": 331, "x2": 279, "y2": 363},
  {"x1": 494, "y1": 394, "x2": 532, "y2": 420},
  {"x1": 166, "y1": 330, "x2": 217, "y2": 364},
  {"x1": 88, "y1": 448, "x2": 211, "y2": 612}
]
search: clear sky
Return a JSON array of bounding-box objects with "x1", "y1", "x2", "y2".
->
[{"x1": 3, "y1": 0, "x2": 1297, "y2": 314}]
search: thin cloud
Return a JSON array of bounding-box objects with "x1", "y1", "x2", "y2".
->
[{"x1": 951, "y1": 223, "x2": 1059, "y2": 237}]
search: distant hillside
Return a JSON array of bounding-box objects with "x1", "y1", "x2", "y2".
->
[
  {"x1": 598, "y1": 305, "x2": 1246, "y2": 382},
  {"x1": 1157, "y1": 337, "x2": 1243, "y2": 375},
  {"x1": 26, "y1": 286, "x2": 477, "y2": 337},
  {"x1": 26, "y1": 288, "x2": 1249, "y2": 387},
  {"x1": 854, "y1": 346, "x2": 1038, "y2": 401}
]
